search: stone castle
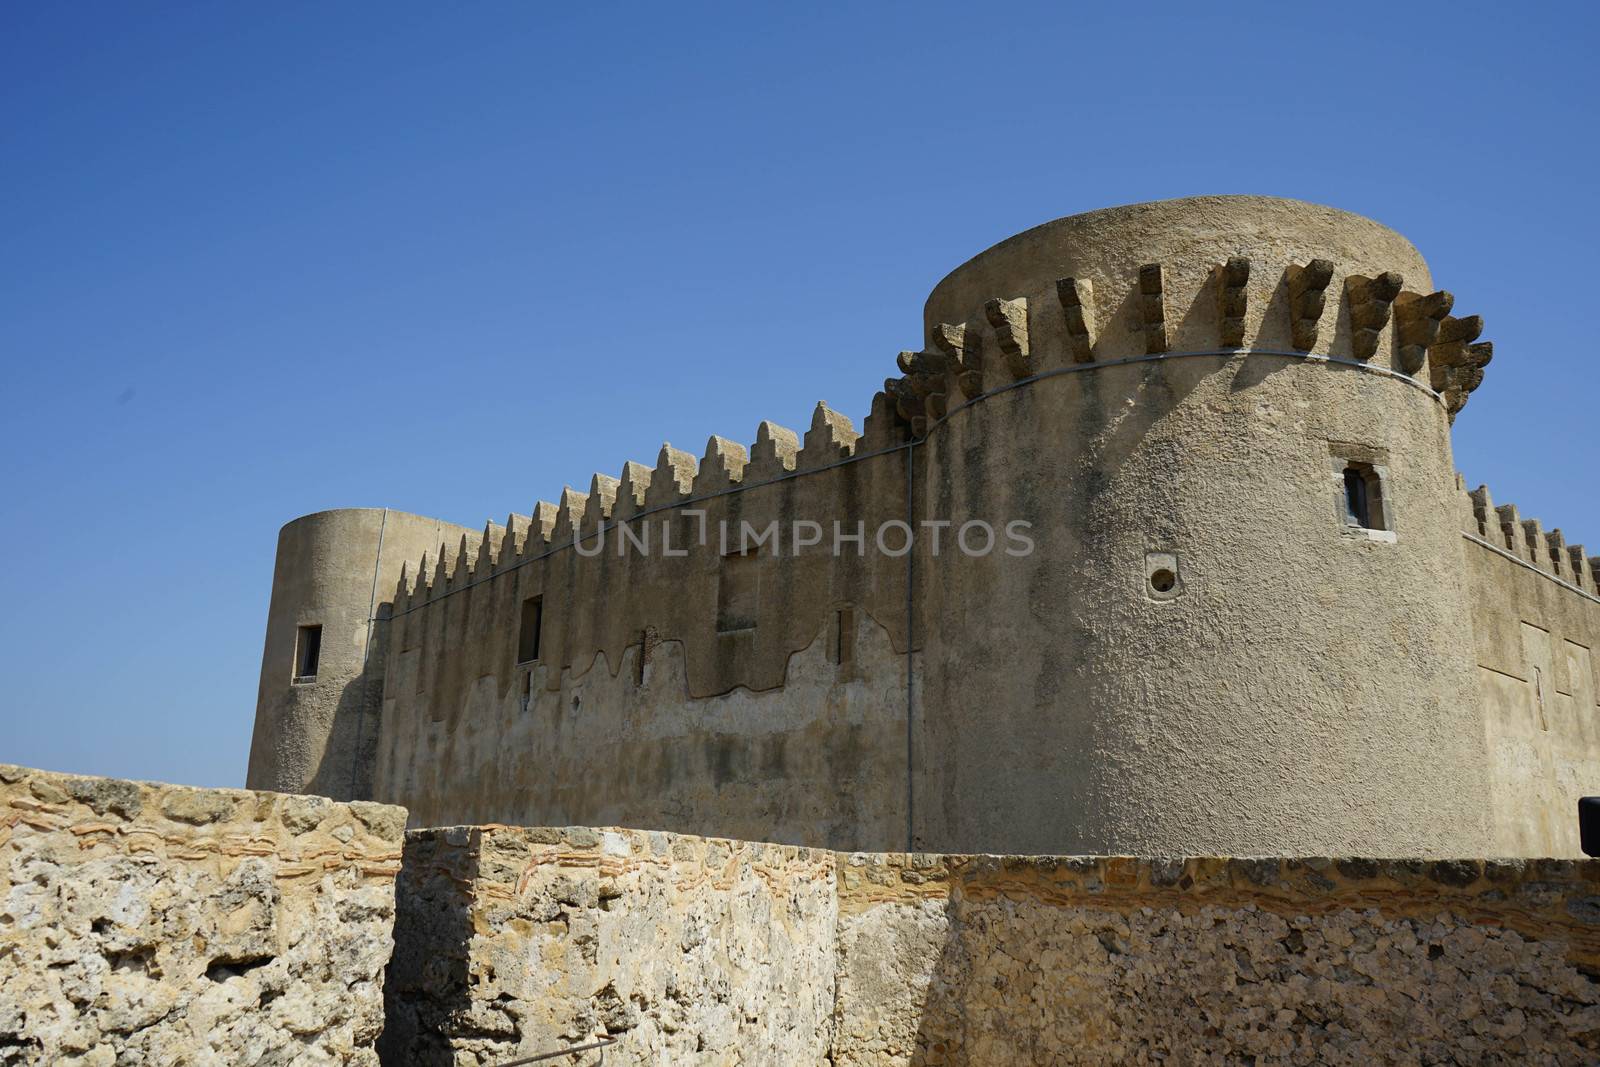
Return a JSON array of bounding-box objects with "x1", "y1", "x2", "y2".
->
[
  {"x1": 10, "y1": 196, "x2": 1600, "y2": 1065},
  {"x1": 246, "y1": 194, "x2": 1599, "y2": 861}
]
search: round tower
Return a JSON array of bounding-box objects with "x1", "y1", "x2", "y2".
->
[
  {"x1": 247, "y1": 507, "x2": 469, "y2": 799},
  {"x1": 905, "y1": 195, "x2": 1492, "y2": 856}
]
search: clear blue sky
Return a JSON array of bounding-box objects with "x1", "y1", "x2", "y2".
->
[{"x1": 3, "y1": 3, "x2": 1595, "y2": 788}]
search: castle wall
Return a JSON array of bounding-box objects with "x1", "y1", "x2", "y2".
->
[
  {"x1": 375, "y1": 615, "x2": 913, "y2": 848},
  {"x1": 384, "y1": 824, "x2": 1600, "y2": 1065},
  {"x1": 0, "y1": 763, "x2": 406, "y2": 1065},
  {"x1": 914, "y1": 197, "x2": 1493, "y2": 857},
  {"x1": 254, "y1": 195, "x2": 1598, "y2": 862},
  {"x1": 1459, "y1": 485, "x2": 1600, "y2": 857},
  {"x1": 368, "y1": 417, "x2": 918, "y2": 850},
  {"x1": 247, "y1": 508, "x2": 475, "y2": 801}
]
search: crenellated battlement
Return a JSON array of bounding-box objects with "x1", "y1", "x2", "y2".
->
[
  {"x1": 1464, "y1": 482, "x2": 1600, "y2": 595},
  {"x1": 253, "y1": 195, "x2": 1594, "y2": 863},
  {"x1": 391, "y1": 399, "x2": 907, "y2": 610}
]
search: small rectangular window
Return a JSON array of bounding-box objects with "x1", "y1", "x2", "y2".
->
[
  {"x1": 518, "y1": 596, "x2": 543, "y2": 664},
  {"x1": 294, "y1": 624, "x2": 322, "y2": 682},
  {"x1": 1341, "y1": 462, "x2": 1387, "y2": 531},
  {"x1": 1343, "y1": 467, "x2": 1371, "y2": 527}
]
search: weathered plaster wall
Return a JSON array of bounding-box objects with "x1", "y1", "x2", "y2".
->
[
  {"x1": 0, "y1": 764, "x2": 406, "y2": 1066},
  {"x1": 1461, "y1": 483, "x2": 1600, "y2": 858},
  {"x1": 248, "y1": 508, "x2": 476, "y2": 801},
  {"x1": 385, "y1": 826, "x2": 1600, "y2": 1065},
  {"x1": 258, "y1": 195, "x2": 1598, "y2": 862},
  {"x1": 917, "y1": 355, "x2": 1487, "y2": 856},
  {"x1": 374, "y1": 612, "x2": 913, "y2": 849},
  {"x1": 914, "y1": 196, "x2": 1492, "y2": 856},
  {"x1": 381, "y1": 825, "x2": 839, "y2": 1066},
  {"x1": 923, "y1": 195, "x2": 1431, "y2": 349},
  {"x1": 369, "y1": 433, "x2": 917, "y2": 851}
]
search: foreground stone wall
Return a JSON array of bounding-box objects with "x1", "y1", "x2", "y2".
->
[
  {"x1": 381, "y1": 825, "x2": 838, "y2": 1065},
  {"x1": 391, "y1": 827, "x2": 1600, "y2": 1065},
  {"x1": 0, "y1": 765, "x2": 406, "y2": 1066},
  {"x1": 834, "y1": 853, "x2": 1600, "y2": 1065}
]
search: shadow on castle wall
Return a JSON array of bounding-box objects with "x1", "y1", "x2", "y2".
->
[{"x1": 300, "y1": 662, "x2": 384, "y2": 804}]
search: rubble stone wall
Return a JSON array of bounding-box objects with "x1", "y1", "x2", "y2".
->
[
  {"x1": 381, "y1": 825, "x2": 838, "y2": 1066},
  {"x1": 384, "y1": 825, "x2": 838, "y2": 1067},
  {"x1": 833, "y1": 853, "x2": 1600, "y2": 1065},
  {"x1": 11, "y1": 776, "x2": 1595, "y2": 1067},
  {"x1": 0, "y1": 764, "x2": 406, "y2": 1066},
  {"x1": 389, "y1": 827, "x2": 1600, "y2": 1065}
]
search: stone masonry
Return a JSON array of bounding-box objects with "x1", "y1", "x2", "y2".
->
[
  {"x1": 0, "y1": 764, "x2": 406, "y2": 1066},
  {"x1": 832, "y1": 851, "x2": 1600, "y2": 1065},
  {"x1": 4, "y1": 763, "x2": 1596, "y2": 1063},
  {"x1": 380, "y1": 825, "x2": 838, "y2": 1065},
  {"x1": 387, "y1": 825, "x2": 1600, "y2": 1065}
]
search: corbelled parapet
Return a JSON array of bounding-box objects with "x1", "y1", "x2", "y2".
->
[
  {"x1": 909, "y1": 195, "x2": 1500, "y2": 858},
  {"x1": 884, "y1": 196, "x2": 1497, "y2": 429}
]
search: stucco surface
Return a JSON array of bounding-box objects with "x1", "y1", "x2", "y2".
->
[
  {"x1": 924, "y1": 195, "x2": 1432, "y2": 355},
  {"x1": 374, "y1": 611, "x2": 912, "y2": 849},
  {"x1": 250, "y1": 195, "x2": 1594, "y2": 861},
  {"x1": 917, "y1": 353, "x2": 1489, "y2": 855},
  {"x1": 248, "y1": 508, "x2": 475, "y2": 800},
  {"x1": 0, "y1": 764, "x2": 406, "y2": 1066},
  {"x1": 1460, "y1": 484, "x2": 1600, "y2": 857}
]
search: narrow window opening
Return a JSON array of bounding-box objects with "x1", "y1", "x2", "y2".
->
[
  {"x1": 1341, "y1": 463, "x2": 1387, "y2": 531},
  {"x1": 293, "y1": 625, "x2": 322, "y2": 682},
  {"x1": 635, "y1": 626, "x2": 655, "y2": 686},
  {"x1": 1343, "y1": 467, "x2": 1369, "y2": 527},
  {"x1": 517, "y1": 596, "x2": 543, "y2": 664},
  {"x1": 832, "y1": 607, "x2": 857, "y2": 671},
  {"x1": 520, "y1": 670, "x2": 532, "y2": 711}
]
